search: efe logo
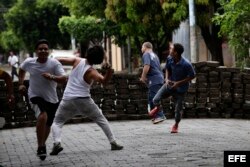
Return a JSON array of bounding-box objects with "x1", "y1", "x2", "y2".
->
[
  {"x1": 224, "y1": 151, "x2": 250, "y2": 167},
  {"x1": 228, "y1": 155, "x2": 246, "y2": 162}
]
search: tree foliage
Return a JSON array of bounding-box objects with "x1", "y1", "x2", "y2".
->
[
  {"x1": 59, "y1": 0, "x2": 109, "y2": 54},
  {"x1": 59, "y1": 15, "x2": 104, "y2": 45},
  {"x1": 60, "y1": 0, "x2": 189, "y2": 57},
  {"x1": 0, "y1": 0, "x2": 17, "y2": 52},
  {"x1": 3, "y1": 0, "x2": 71, "y2": 52},
  {"x1": 60, "y1": 0, "x2": 222, "y2": 62},
  {"x1": 105, "y1": 0, "x2": 186, "y2": 57},
  {"x1": 0, "y1": 29, "x2": 23, "y2": 51},
  {"x1": 213, "y1": 0, "x2": 250, "y2": 66},
  {"x1": 1, "y1": 0, "x2": 239, "y2": 66},
  {"x1": 61, "y1": 0, "x2": 106, "y2": 18}
]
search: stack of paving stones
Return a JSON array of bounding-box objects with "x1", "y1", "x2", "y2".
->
[
  {"x1": 102, "y1": 77, "x2": 116, "y2": 117},
  {"x1": 218, "y1": 66, "x2": 233, "y2": 118},
  {"x1": 207, "y1": 62, "x2": 221, "y2": 118},
  {"x1": 124, "y1": 74, "x2": 139, "y2": 117},
  {"x1": 231, "y1": 68, "x2": 244, "y2": 118},
  {"x1": 162, "y1": 96, "x2": 175, "y2": 119},
  {"x1": 12, "y1": 82, "x2": 28, "y2": 127},
  {"x1": 113, "y1": 74, "x2": 130, "y2": 119},
  {"x1": 112, "y1": 73, "x2": 149, "y2": 120},
  {"x1": 183, "y1": 82, "x2": 196, "y2": 118},
  {"x1": 127, "y1": 74, "x2": 148, "y2": 119},
  {"x1": 2, "y1": 63, "x2": 250, "y2": 129},
  {"x1": 242, "y1": 68, "x2": 250, "y2": 118},
  {"x1": 193, "y1": 62, "x2": 209, "y2": 118},
  {"x1": 0, "y1": 81, "x2": 12, "y2": 127},
  {"x1": 0, "y1": 80, "x2": 36, "y2": 128}
]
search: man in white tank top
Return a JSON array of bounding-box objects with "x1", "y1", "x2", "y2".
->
[
  {"x1": 18, "y1": 39, "x2": 67, "y2": 160},
  {"x1": 50, "y1": 45, "x2": 123, "y2": 156}
]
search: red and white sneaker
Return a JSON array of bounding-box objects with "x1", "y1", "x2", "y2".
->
[
  {"x1": 149, "y1": 106, "x2": 160, "y2": 117},
  {"x1": 171, "y1": 124, "x2": 178, "y2": 133}
]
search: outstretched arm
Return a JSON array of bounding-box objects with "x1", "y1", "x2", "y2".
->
[
  {"x1": 56, "y1": 57, "x2": 77, "y2": 66},
  {"x1": 173, "y1": 76, "x2": 195, "y2": 88},
  {"x1": 41, "y1": 73, "x2": 68, "y2": 84}
]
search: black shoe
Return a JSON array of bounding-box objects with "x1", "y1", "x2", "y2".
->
[
  {"x1": 111, "y1": 142, "x2": 123, "y2": 151},
  {"x1": 37, "y1": 146, "x2": 46, "y2": 161},
  {"x1": 50, "y1": 142, "x2": 63, "y2": 155}
]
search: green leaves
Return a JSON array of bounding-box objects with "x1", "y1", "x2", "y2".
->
[
  {"x1": 59, "y1": 15, "x2": 104, "y2": 44},
  {"x1": 3, "y1": 0, "x2": 70, "y2": 51},
  {"x1": 213, "y1": 0, "x2": 250, "y2": 66},
  {"x1": 0, "y1": 30, "x2": 23, "y2": 50}
]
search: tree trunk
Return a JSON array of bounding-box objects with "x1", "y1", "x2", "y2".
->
[
  {"x1": 200, "y1": 25, "x2": 224, "y2": 65},
  {"x1": 79, "y1": 40, "x2": 89, "y2": 58}
]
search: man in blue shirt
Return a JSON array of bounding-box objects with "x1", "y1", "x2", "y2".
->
[
  {"x1": 149, "y1": 43, "x2": 195, "y2": 133},
  {"x1": 140, "y1": 42, "x2": 166, "y2": 124}
]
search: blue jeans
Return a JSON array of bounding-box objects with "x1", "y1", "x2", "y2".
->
[
  {"x1": 152, "y1": 84, "x2": 185, "y2": 123},
  {"x1": 148, "y1": 84, "x2": 165, "y2": 118}
]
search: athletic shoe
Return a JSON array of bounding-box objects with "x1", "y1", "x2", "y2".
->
[
  {"x1": 171, "y1": 124, "x2": 178, "y2": 133},
  {"x1": 149, "y1": 106, "x2": 160, "y2": 117},
  {"x1": 153, "y1": 116, "x2": 166, "y2": 124},
  {"x1": 37, "y1": 146, "x2": 46, "y2": 160},
  {"x1": 111, "y1": 142, "x2": 124, "y2": 151},
  {"x1": 50, "y1": 142, "x2": 63, "y2": 155}
]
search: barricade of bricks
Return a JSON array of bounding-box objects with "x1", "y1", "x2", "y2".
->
[{"x1": 1, "y1": 62, "x2": 250, "y2": 129}]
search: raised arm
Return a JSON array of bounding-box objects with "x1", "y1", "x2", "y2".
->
[
  {"x1": 41, "y1": 73, "x2": 68, "y2": 84},
  {"x1": 18, "y1": 68, "x2": 26, "y2": 86},
  {"x1": 56, "y1": 57, "x2": 77, "y2": 66},
  {"x1": 84, "y1": 67, "x2": 113, "y2": 85},
  {"x1": 18, "y1": 68, "x2": 27, "y2": 94}
]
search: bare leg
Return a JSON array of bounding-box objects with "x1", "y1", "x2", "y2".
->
[
  {"x1": 44, "y1": 126, "x2": 51, "y2": 143},
  {"x1": 36, "y1": 112, "x2": 47, "y2": 147}
]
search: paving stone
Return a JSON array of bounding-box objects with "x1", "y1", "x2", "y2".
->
[{"x1": 0, "y1": 119, "x2": 250, "y2": 167}]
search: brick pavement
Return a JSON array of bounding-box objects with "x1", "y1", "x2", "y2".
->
[{"x1": 0, "y1": 119, "x2": 250, "y2": 167}]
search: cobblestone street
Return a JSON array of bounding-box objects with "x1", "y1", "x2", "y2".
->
[{"x1": 1, "y1": 119, "x2": 250, "y2": 167}]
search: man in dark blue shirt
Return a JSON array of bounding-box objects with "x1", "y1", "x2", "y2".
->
[
  {"x1": 140, "y1": 42, "x2": 166, "y2": 124},
  {"x1": 149, "y1": 43, "x2": 195, "y2": 132}
]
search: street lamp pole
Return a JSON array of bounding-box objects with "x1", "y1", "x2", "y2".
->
[{"x1": 189, "y1": 0, "x2": 198, "y2": 63}]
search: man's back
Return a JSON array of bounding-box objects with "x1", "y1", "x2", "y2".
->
[{"x1": 142, "y1": 52, "x2": 164, "y2": 87}]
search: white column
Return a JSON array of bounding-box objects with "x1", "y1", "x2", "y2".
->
[{"x1": 189, "y1": 0, "x2": 198, "y2": 63}]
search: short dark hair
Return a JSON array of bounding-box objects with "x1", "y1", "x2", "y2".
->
[
  {"x1": 86, "y1": 45, "x2": 105, "y2": 65},
  {"x1": 173, "y1": 43, "x2": 184, "y2": 56},
  {"x1": 35, "y1": 39, "x2": 50, "y2": 49}
]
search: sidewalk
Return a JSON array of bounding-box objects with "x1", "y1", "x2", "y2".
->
[{"x1": 0, "y1": 119, "x2": 250, "y2": 167}]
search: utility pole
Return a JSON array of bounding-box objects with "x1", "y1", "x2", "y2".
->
[
  {"x1": 127, "y1": 37, "x2": 132, "y2": 73},
  {"x1": 71, "y1": 34, "x2": 76, "y2": 51},
  {"x1": 189, "y1": 0, "x2": 198, "y2": 63}
]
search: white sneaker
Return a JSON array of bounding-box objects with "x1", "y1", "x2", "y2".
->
[{"x1": 153, "y1": 117, "x2": 166, "y2": 124}]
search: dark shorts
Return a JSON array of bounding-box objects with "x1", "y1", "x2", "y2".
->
[{"x1": 30, "y1": 97, "x2": 59, "y2": 126}]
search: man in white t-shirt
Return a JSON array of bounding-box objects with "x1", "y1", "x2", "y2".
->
[
  {"x1": 18, "y1": 39, "x2": 67, "y2": 161},
  {"x1": 8, "y1": 51, "x2": 19, "y2": 80}
]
